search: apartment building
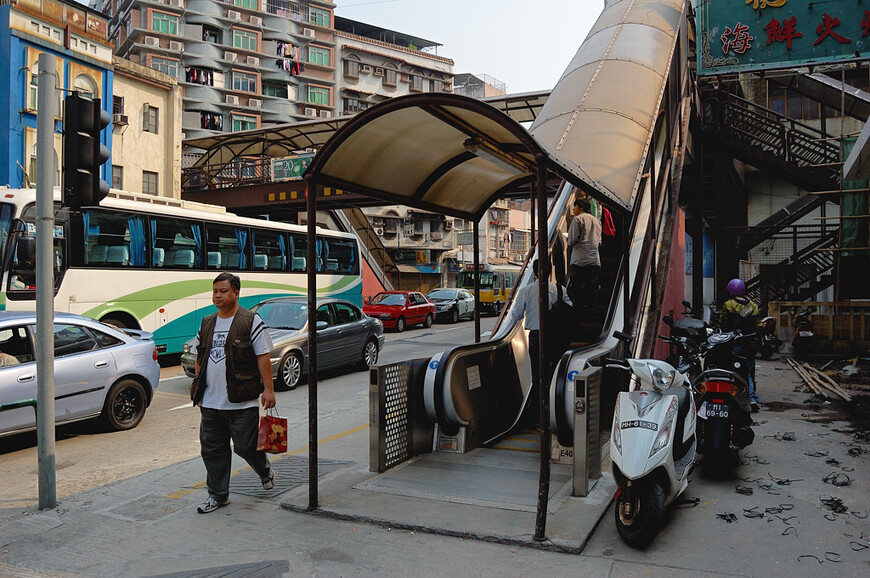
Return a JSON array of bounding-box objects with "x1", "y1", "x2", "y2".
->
[{"x1": 95, "y1": 0, "x2": 338, "y2": 140}]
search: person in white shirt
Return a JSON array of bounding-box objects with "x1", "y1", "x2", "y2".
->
[
  {"x1": 566, "y1": 197, "x2": 602, "y2": 322},
  {"x1": 508, "y1": 259, "x2": 572, "y2": 416}
]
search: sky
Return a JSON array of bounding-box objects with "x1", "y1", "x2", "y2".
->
[{"x1": 334, "y1": 0, "x2": 604, "y2": 94}]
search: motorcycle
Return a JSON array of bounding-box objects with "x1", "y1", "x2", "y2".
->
[
  {"x1": 667, "y1": 301, "x2": 712, "y2": 342},
  {"x1": 791, "y1": 308, "x2": 815, "y2": 359},
  {"x1": 693, "y1": 331, "x2": 755, "y2": 474},
  {"x1": 661, "y1": 315, "x2": 704, "y2": 384},
  {"x1": 756, "y1": 315, "x2": 780, "y2": 359},
  {"x1": 609, "y1": 353, "x2": 696, "y2": 549}
]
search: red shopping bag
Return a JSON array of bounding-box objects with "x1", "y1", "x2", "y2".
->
[{"x1": 257, "y1": 409, "x2": 288, "y2": 454}]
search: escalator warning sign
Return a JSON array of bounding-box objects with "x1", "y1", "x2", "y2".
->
[{"x1": 467, "y1": 365, "x2": 482, "y2": 390}]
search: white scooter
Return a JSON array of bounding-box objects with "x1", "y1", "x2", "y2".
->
[{"x1": 609, "y1": 356, "x2": 697, "y2": 549}]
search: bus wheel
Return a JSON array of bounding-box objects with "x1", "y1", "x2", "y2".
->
[{"x1": 101, "y1": 316, "x2": 128, "y2": 329}]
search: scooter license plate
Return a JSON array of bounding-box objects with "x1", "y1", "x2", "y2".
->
[
  {"x1": 799, "y1": 330, "x2": 813, "y2": 338},
  {"x1": 706, "y1": 403, "x2": 729, "y2": 419}
]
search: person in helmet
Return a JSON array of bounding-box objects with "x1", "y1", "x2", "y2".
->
[{"x1": 719, "y1": 278, "x2": 761, "y2": 412}]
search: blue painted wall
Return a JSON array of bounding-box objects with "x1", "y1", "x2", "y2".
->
[{"x1": 0, "y1": 5, "x2": 113, "y2": 189}]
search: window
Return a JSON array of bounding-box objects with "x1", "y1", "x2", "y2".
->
[
  {"x1": 203, "y1": 25, "x2": 221, "y2": 43},
  {"x1": 142, "y1": 171, "x2": 159, "y2": 195},
  {"x1": 53, "y1": 325, "x2": 98, "y2": 358},
  {"x1": 201, "y1": 112, "x2": 223, "y2": 130},
  {"x1": 344, "y1": 60, "x2": 359, "y2": 77},
  {"x1": 430, "y1": 79, "x2": 444, "y2": 93},
  {"x1": 143, "y1": 105, "x2": 159, "y2": 133},
  {"x1": 111, "y1": 165, "x2": 123, "y2": 189},
  {"x1": 234, "y1": 0, "x2": 258, "y2": 8},
  {"x1": 152, "y1": 217, "x2": 202, "y2": 268},
  {"x1": 231, "y1": 114, "x2": 257, "y2": 132},
  {"x1": 384, "y1": 69, "x2": 397, "y2": 86},
  {"x1": 343, "y1": 98, "x2": 368, "y2": 114},
  {"x1": 205, "y1": 224, "x2": 248, "y2": 270},
  {"x1": 410, "y1": 75, "x2": 423, "y2": 91},
  {"x1": 233, "y1": 29, "x2": 258, "y2": 51},
  {"x1": 233, "y1": 71, "x2": 258, "y2": 93},
  {"x1": 307, "y1": 85, "x2": 329, "y2": 106},
  {"x1": 29, "y1": 62, "x2": 38, "y2": 110},
  {"x1": 262, "y1": 82, "x2": 288, "y2": 98},
  {"x1": 320, "y1": 237, "x2": 358, "y2": 274},
  {"x1": 252, "y1": 229, "x2": 286, "y2": 271},
  {"x1": 0, "y1": 325, "x2": 33, "y2": 364},
  {"x1": 91, "y1": 328, "x2": 123, "y2": 348},
  {"x1": 288, "y1": 233, "x2": 307, "y2": 271},
  {"x1": 82, "y1": 210, "x2": 147, "y2": 267},
  {"x1": 74, "y1": 74, "x2": 97, "y2": 98},
  {"x1": 333, "y1": 303, "x2": 360, "y2": 325},
  {"x1": 152, "y1": 12, "x2": 179, "y2": 35},
  {"x1": 308, "y1": 46, "x2": 330, "y2": 67},
  {"x1": 309, "y1": 7, "x2": 330, "y2": 27},
  {"x1": 150, "y1": 57, "x2": 178, "y2": 78},
  {"x1": 113, "y1": 96, "x2": 124, "y2": 115}
]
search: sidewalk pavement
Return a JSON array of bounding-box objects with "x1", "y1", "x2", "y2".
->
[{"x1": 0, "y1": 356, "x2": 868, "y2": 577}]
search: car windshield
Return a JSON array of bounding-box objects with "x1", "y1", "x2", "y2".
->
[
  {"x1": 370, "y1": 293, "x2": 406, "y2": 306},
  {"x1": 427, "y1": 289, "x2": 456, "y2": 300},
  {"x1": 252, "y1": 301, "x2": 308, "y2": 330}
]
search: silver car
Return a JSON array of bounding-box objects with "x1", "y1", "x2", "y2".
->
[
  {"x1": 181, "y1": 297, "x2": 384, "y2": 391},
  {"x1": 0, "y1": 311, "x2": 160, "y2": 438}
]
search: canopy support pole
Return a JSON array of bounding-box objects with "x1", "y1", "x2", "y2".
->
[
  {"x1": 473, "y1": 219, "x2": 481, "y2": 343},
  {"x1": 533, "y1": 156, "x2": 551, "y2": 542},
  {"x1": 305, "y1": 177, "x2": 319, "y2": 510}
]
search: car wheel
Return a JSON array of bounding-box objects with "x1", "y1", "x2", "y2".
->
[
  {"x1": 101, "y1": 379, "x2": 147, "y2": 431},
  {"x1": 360, "y1": 339, "x2": 379, "y2": 369},
  {"x1": 278, "y1": 352, "x2": 302, "y2": 391},
  {"x1": 424, "y1": 313, "x2": 433, "y2": 328},
  {"x1": 395, "y1": 317, "x2": 406, "y2": 332},
  {"x1": 450, "y1": 308, "x2": 459, "y2": 324}
]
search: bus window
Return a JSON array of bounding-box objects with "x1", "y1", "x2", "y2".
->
[
  {"x1": 152, "y1": 217, "x2": 203, "y2": 269},
  {"x1": 0, "y1": 203, "x2": 13, "y2": 263},
  {"x1": 288, "y1": 233, "x2": 307, "y2": 272},
  {"x1": 252, "y1": 228, "x2": 286, "y2": 272},
  {"x1": 205, "y1": 223, "x2": 248, "y2": 270},
  {"x1": 82, "y1": 210, "x2": 146, "y2": 267},
  {"x1": 323, "y1": 237, "x2": 358, "y2": 274}
]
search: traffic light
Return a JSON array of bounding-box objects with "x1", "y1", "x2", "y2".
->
[{"x1": 62, "y1": 93, "x2": 111, "y2": 210}]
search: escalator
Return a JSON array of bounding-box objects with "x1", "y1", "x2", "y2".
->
[{"x1": 421, "y1": 0, "x2": 693, "y2": 451}]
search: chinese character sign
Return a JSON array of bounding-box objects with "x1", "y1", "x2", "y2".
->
[{"x1": 698, "y1": 1, "x2": 870, "y2": 76}]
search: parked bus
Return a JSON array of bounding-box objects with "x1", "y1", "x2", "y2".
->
[
  {"x1": 0, "y1": 189, "x2": 362, "y2": 355},
  {"x1": 456, "y1": 263, "x2": 521, "y2": 316}
]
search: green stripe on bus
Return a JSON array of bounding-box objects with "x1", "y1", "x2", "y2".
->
[{"x1": 81, "y1": 276, "x2": 360, "y2": 321}]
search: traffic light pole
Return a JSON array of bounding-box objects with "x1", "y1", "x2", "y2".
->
[{"x1": 36, "y1": 53, "x2": 57, "y2": 510}]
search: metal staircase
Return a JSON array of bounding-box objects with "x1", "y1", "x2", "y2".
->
[{"x1": 744, "y1": 227, "x2": 838, "y2": 305}]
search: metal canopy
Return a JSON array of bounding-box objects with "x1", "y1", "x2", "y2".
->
[
  {"x1": 529, "y1": 0, "x2": 686, "y2": 211},
  {"x1": 304, "y1": 92, "x2": 585, "y2": 221}
]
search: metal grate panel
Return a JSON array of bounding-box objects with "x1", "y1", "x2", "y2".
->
[{"x1": 382, "y1": 363, "x2": 410, "y2": 469}]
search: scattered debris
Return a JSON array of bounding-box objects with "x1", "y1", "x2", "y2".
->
[
  {"x1": 805, "y1": 451, "x2": 829, "y2": 457},
  {"x1": 735, "y1": 485, "x2": 754, "y2": 495},
  {"x1": 786, "y1": 358, "x2": 853, "y2": 402},
  {"x1": 716, "y1": 512, "x2": 738, "y2": 523},
  {"x1": 820, "y1": 495, "x2": 848, "y2": 514},
  {"x1": 743, "y1": 507, "x2": 764, "y2": 519}
]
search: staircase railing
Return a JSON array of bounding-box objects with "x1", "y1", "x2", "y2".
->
[
  {"x1": 702, "y1": 89, "x2": 840, "y2": 185},
  {"x1": 745, "y1": 227, "x2": 838, "y2": 305}
]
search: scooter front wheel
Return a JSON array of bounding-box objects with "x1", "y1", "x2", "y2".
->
[{"x1": 614, "y1": 480, "x2": 666, "y2": 549}]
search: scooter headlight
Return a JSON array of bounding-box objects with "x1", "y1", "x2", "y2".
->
[
  {"x1": 649, "y1": 364, "x2": 676, "y2": 390},
  {"x1": 612, "y1": 396, "x2": 622, "y2": 454},
  {"x1": 649, "y1": 396, "x2": 677, "y2": 459}
]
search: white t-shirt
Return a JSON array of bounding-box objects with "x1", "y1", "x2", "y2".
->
[{"x1": 192, "y1": 313, "x2": 273, "y2": 410}]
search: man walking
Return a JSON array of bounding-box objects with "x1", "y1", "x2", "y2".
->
[
  {"x1": 566, "y1": 197, "x2": 602, "y2": 322},
  {"x1": 190, "y1": 272, "x2": 277, "y2": 513}
]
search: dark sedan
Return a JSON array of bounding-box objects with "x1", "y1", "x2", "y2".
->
[
  {"x1": 426, "y1": 288, "x2": 475, "y2": 323},
  {"x1": 181, "y1": 297, "x2": 384, "y2": 391}
]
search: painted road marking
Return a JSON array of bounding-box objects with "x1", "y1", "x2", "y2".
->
[{"x1": 166, "y1": 423, "x2": 368, "y2": 499}]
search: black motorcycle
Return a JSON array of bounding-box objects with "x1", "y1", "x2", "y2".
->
[
  {"x1": 756, "y1": 315, "x2": 781, "y2": 359},
  {"x1": 692, "y1": 331, "x2": 755, "y2": 475},
  {"x1": 791, "y1": 308, "x2": 815, "y2": 359},
  {"x1": 660, "y1": 315, "x2": 704, "y2": 384}
]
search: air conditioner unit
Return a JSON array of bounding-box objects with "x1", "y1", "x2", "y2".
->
[
  {"x1": 168, "y1": 0, "x2": 183, "y2": 7},
  {"x1": 360, "y1": 64, "x2": 372, "y2": 73},
  {"x1": 444, "y1": 220, "x2": 453, "y2": 230},
  {"x1": 373, "y1": 227, "x2": 384, "y2": 236},
  {"x1": 373, "y1": 67, "x2": 384, "y2": 77},
  {"x1": 227, "y1": 10, "x2": 241, "y2": 21},
  {"x1": 250, "y1": 16, "x2": 262, "y2": 27},
  {"x1": 112, "y1": 113, "x2": 128, "y2": 125},
  {"x1": 319, "y1": 110, "x2": 331, "y2": 118},
  {"x1": 303, "y1": 28, "x2": 316, "y2": 38},
  {"x1": 304, "y1": 107, "x2": 317, "y2": 117},
  {"x1": 429, "y1": 231, "x2": 443, "y2": 241},
  {"x1": 246, "y1": 56, "x2": 260, "y2": 66},
  {"x1": 226, "y1": 94, "x2": 239, "y2": 105},
  {"x1": 248, "y1": 98, "x2": 261, "y2": 108},
  {"x1": 224, "y1": 51, "x2": 237, "y2": 62},
  {"x1": 144, "y1": 36, "x2": 159, "y2": 47},
  {"x1": 169, "y1": 40, "x2": 183, "y2": 51}
]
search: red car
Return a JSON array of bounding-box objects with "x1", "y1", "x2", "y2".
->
[{"x1": 363, "y1": 291, "x2": 435, "y2": 332}]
